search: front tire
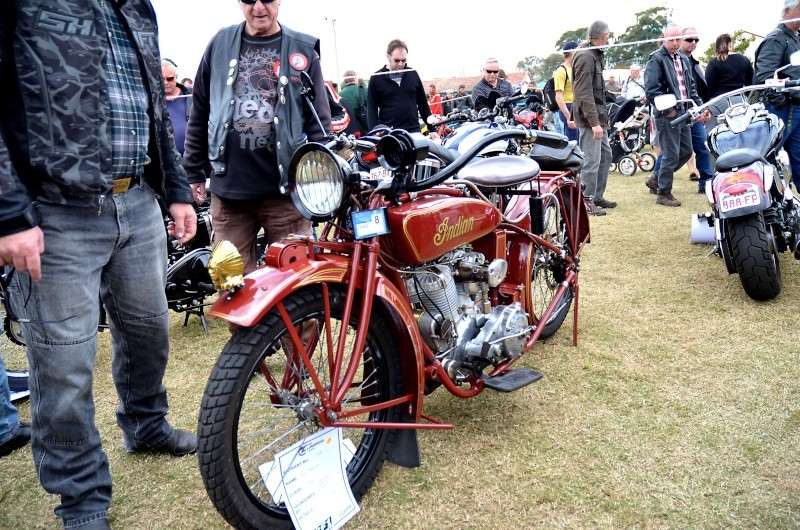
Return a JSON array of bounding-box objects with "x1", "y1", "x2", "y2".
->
[
  {"x1": 198, "y1": 287, "x2": 403, "y2": 529},
  {"x1": 727, "y1": 213, "x2": 782, "y2": 300}
]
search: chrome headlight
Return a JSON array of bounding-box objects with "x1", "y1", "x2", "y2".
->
[{"x1": 289, "y1": 143, "x2": 348, "y2": 222}]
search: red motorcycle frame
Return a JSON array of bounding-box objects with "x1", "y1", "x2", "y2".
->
[{"x1": 198, "y1": 128, "x2": 590, "y2": 528}]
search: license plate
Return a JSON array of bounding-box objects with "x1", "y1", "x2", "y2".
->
[
  {"x1": 352, "y1": 208, "x2": 390, "y2": 239},
  {"x1": 369, "y1": 166, "x2": 393, "y2": 181},
  {"x1": 720, "y1": 190, "x2": 760, "y2": 212}
]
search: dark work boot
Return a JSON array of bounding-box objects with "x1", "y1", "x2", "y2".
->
[{"x1": 656, "y1": 190, "x2": 681, "y2": 207}]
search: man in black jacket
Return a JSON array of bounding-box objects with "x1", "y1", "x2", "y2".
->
[
  {"x1": 645, "y1": 22, "x2": 709, "y2": 207},
  {"x1": 367, "y1": 39, "x2": 432, "y2": 132},
  {"x1": 755, "y1": 0, "x2": 800, "y2": 190},
  {"x1": 183, "y1": 0, "x2": 331, "y2": 275},
  {"x1": 680, "y1": 27, "x2": 714, "y2": 193},
  {"x1": 0, "y1": 1, "x2": 197, "y2": 527}
]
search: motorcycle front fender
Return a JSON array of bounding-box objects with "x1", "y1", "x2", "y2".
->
[{"x1": 208, "y1": 254, "x2": 428, "y2": 413}]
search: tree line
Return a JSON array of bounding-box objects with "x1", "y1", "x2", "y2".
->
[{"x1": 516, "y1": 7, "x2": 756, "y2": 84}]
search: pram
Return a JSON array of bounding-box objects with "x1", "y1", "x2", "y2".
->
[{"x1": 607, "y1": 97, "x2": 656, "y2": 176}]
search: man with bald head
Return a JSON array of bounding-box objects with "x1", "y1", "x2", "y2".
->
[{"x1": 644, "y1": 22, "x2": 708, "y2": 207}]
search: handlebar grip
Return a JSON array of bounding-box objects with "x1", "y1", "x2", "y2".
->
[
  {"x1": 784, "y1": 79, "x2": 800, "y2": 88},
  {"x1": 670, "y1": 112, "x2": 692, "y2": 126},
  {"x1": 531, "y1": 130, "x2": 570, "y2": 149},
  {"x1": 197, "y1": 282, "x2": 216, "y2": 294}
]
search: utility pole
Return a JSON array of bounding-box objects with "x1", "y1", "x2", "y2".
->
[{"x1": 324, "y1": 17, "x2": 340, "y2": 82}]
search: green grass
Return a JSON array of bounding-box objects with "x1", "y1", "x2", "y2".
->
[{"x1": 2, "y1": 164, "x2": 800, "y2": 529}]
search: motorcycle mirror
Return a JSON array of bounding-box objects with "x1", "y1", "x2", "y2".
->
[
  {"x1": 426, "y1": 115, "x2": 438, "y2": 125},
  {"x1": 300, "y1": 71, "x2": 315, "y2": 101},
  {"x1": 653, "y1": 94, "x2": 677, "y2": 111}
]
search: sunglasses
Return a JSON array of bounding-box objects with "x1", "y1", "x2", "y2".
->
[
  {"x1": 391, "y1": 58, "x2": 407, "y2": 64},
  {"x1": 240, "y1": 0, "x2": 276, "y2": 4},
  {"x1": 164, "y1": 76, "x2": 176, "y2": 82},
  {"x1": 485, "y1": 69, "x2": 499, "y2": 74},
  {"x1": 684, "y1": 38, "x2": 699, "y2": 43}
]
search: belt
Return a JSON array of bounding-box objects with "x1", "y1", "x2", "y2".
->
[{"x1": 112, "y1": 175, "x2": 141, "y2": 194}]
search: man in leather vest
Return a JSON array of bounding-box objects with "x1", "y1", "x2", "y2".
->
[{"x1": 183, "y1": 0, "x2": 332, "y2": 274}]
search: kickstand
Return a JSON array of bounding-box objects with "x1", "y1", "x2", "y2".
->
[{"x1": 183, "y1": 305, "x2": 209, "y2": 334}]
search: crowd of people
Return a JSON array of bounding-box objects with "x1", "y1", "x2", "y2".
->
[{"x1": 3, "y1": 0, "x2": 800, "y2": 528}]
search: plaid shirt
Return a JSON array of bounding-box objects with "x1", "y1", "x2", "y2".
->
[{"x1": 102, "y1": 0, "x2": 150, "y2": 178}]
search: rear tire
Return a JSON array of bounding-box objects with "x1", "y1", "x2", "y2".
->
[
  {"x1": 1, "y1": 283, "x2": 28, "y2": 372},
  {"x1": 618, "y1": 156, "x2": 637, "y2": 176},
  {"x1": 727, "y1": 213, "x2": 782, "y2": 300},
  {"x1": 531, "y1": 198, "x2": 574, "y2": 339},
  {"x1": 198, "y1": 287, "x2": 403, "y2": 529},
  {"x1": 638, "y1": 152, "x2": 656, "y2": 172}
]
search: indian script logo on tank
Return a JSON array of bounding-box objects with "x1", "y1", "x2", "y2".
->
[{"x1": 433, "y1": 216, "x2": 475, "y2": 246}]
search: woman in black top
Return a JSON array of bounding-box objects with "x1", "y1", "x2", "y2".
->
[{"x1": 705, "y1": 33, "x2": 754, "y2": 131}]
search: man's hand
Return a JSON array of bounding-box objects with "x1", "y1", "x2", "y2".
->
[
  {"x1": 0, "y1": 227, "x2": 45, "y2": 281},
  {"x1": 567, "y1": 119, "x2": 577, "y2": 130},
  {"x1": 592, "y1": 124, "x2": 604, "y2": 140},
  {"x1": 168, "y1": 203, "x2": 197, "y2": 245},
  {"x1": 697, "y1": 109, "x2": 712, "y2": 123},
  {"x1": 190, "y1": 182, "x2": 206, "y2": 205}
]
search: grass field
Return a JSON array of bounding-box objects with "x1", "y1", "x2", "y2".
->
[{"x1": 2, "y1": 164, "x2": 799, "y2": 529}]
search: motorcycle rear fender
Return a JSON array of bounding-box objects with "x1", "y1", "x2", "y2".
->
[
  {"x1": 207, "y1": 252, "x2": 427, "y2": 418},
  {"x1": 714, "y1": 166, "x2": 768, "y2": 219}
]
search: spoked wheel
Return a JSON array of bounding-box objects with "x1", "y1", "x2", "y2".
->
[
  {"x1": 531, "y1": 198, "x2": 575, "y2": 339},
  {"x1": 727, "y1": 213, "x2": 782, "y2": 301},
  {"x1": 638, "y1": 152, "x2": 656, "y2": 172},
  {"x1": 618, "y1": 155, "x2": 638, "y2": 176},
  {"x1": 198, "y1": 286, "x2": 402, "y2": 529},
  {"x1": 1, "y1": 284, "x2": 29, "y2": 402}
]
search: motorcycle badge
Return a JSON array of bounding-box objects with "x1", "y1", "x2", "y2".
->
[{"x1": 289, "y1": 52, "x2": 309, "y2": 71}]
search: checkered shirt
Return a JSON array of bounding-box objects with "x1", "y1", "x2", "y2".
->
[
  {"x1": 672, "y1": 53, "x2": 688, "y2": 100},
  {"x1": 102, "y1": 0, "x2": 150, "y2": 178}
]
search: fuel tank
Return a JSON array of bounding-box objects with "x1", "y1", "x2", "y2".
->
[{"x1": 382, "y1": 197, "x2": 501, "y2": 264}]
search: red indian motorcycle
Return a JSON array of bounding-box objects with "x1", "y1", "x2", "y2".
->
[{"x1": 197, "y1": 116, "x2": 590, "y2": 528}]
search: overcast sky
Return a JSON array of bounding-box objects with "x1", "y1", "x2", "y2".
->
[{"x1": 151, "y1": 0, "x2": 779, "y2": 84}]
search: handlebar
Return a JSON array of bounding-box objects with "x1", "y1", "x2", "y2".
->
[
  {"x1": 669, "y1": 79, "x2": 800, "y2": 126},
  {"x1": 429, "y1": 111, "x2": 472, "y2": 128}
]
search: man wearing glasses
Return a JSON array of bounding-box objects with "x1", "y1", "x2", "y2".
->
[
  {"x1": 470, "y1": 58, "x2": 514, "y2": 110},
  {"x1": 161, "y1": 59, "x2": 193, "y2": 155},
  {"x1": 367, "y1": 39, "x2": 432, "y2": 133},
  {"x1": 183, "y1": 0, "x2": 331, "y2": 275}
]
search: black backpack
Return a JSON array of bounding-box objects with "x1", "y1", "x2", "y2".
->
[
  {"x1": 353, "y1": 85, "x2": 369, "y2": 130},
  {"x1": 543, "y1": 65, "x2": 567, "y2": 112}
]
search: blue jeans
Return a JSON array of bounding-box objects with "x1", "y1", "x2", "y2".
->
[
  {"x1": 553, "y1": 104, "x2": 579, "y2": 142},
  {"x1": 691, "y1": 120, "x2": 714, "y2": 191},
  {"x1": 0, "y1": 352, "x2": 20, "y2": 445},
  {"x1": 578, "y1": 127, "x2": 612, "y2": 200},
  {"x1": 767, "y1": 103, "x2": 800, "y2": 190},
  {"x1": 8, "y1": 185, "x2": 175, "y2": 528},
  {"x1": 653, "y1": 114, "x2": 693, "y2": 192}
]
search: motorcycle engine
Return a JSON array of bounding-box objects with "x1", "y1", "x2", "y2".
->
[{"x1": 404, "y1": 250, "x2": 531, "y2": 379}]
